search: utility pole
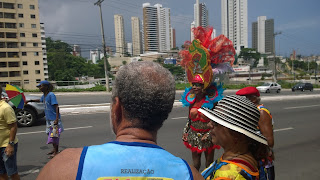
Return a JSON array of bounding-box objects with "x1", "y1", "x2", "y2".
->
[
  {"x1": 94, "y1": 0, "x2": 110, "y2": 92},
  {"x1": 315, "y1": 59, "x2": 318, "y2": 80},
  {"x1": 273, "y1": 31, "x2": 281, "y2": 82}
]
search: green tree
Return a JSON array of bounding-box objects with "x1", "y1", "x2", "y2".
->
[
  {"x1": 46, "y1": 37, "x2": 111, "y2": 80},
  {"x1": 162, "y1": 64, "x2": 184, "y2": 80},
  {"x1": 122, "y1": 61, "x2": 127, "y2": 65}
]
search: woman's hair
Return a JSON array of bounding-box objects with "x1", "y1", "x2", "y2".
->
[
  {"x1": 248, "y1": 137, "x2": 269, "y2": 162},
  {"x1": 229, "y1": 129, "x2": 269, "y2": 162}
]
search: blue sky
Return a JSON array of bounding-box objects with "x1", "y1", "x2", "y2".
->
[{"x1": 39, "y1": 0, "x2": 320, "y2": 57}]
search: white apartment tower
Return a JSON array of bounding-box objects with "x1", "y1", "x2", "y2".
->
[
  {"x1": 143, "y1": 3, "x2": 172, "y2": 52},
  {"x1": 221, "y1": 0, "x2": 248, "y2": 53},
  {"x1": 40, "y1": 23, "x2": 48, "y2": 80},
  {"x1": 155, "y1": 4, "x2": 171, "y2": 52},
  {"x1": 131, "y1": 17, "x2": 142, "y2": 56},
  {"x1": 114, "y1": 14, "x2": 126, "y2": 57}
]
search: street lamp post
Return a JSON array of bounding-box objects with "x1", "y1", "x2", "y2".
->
[
  {"x1": 273, "y1": 32, "x2": 281, "y2": 82},
  {"x1": 94, "y1": 0, "x2": 110, "y2": 92}
]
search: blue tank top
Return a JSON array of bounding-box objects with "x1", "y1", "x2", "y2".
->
[{"x1": 76, "y1": 141, "x2": 193, "y2": 180}]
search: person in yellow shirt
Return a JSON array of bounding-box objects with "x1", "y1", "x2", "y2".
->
[{"x1": 0, "y1": 86, "x2": 20, "y2": 180}]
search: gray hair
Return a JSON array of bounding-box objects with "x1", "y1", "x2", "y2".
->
[{"x1": 112, "y1": 61, "x2": 176, "y2": 131}]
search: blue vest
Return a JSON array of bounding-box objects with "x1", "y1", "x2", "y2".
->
[{"x1": 76, "y1": 141, "x2": 193, "y2": 180}]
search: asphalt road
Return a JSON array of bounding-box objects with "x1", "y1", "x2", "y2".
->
[{"x1": 18, "y1": 91, "x2": 320, "y2": 179}]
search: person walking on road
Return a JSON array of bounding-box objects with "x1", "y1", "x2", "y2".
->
[
  {"x1": 200, "y1": 95, "x2": 269, "y2": 180},
  {"x1": 25, "y1": 80, "x2": 64, "y2": 159},
  {"x1": 36, "y1": 61, "x2": 204, "y2": 180},
  {"x1": 0, "y1": 86, "x2": 20, "y2": 180},
  {"x1": 236, "y1": 87, "x2": 275, "y2": 180}
]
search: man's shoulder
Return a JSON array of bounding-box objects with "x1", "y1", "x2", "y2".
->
[
  {"x1": 0, "y1": 101, "x2": 13, "y2": 110},
  {"x1": 37, "y1": 148, "x2": 83, "y2": 180}
]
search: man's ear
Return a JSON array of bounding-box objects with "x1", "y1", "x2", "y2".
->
[{"x1": 111, "y1": 97, "x2": 122, "y2": 127}]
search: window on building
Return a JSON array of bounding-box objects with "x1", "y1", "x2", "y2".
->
[
  {"x1": 9, "y1": 71, "x2": 20, "y2": 77},
  {"x1": 5, "y1": 23, "x2": 16, "y2": 29},
  {"x1": 8, "y1": 62, "x2": 19, "y2": 67},
  {"x1": 7, "y1": 42, "x2": 18, "y2": 48},
  {"x1": 34, "y1": 52, "x2": 39, "y2": 56},
  {"x1": 31, "y1": 24, "x2": 36, "y2": 28},
  {"x1": 36, "y1": 79, "x2": 41, "y2": 83},
  {"x1": 4, "y1": 13, "x2": 15, "y2": 19},
  {"x1": 0, "y1": 23, "x2": 3, "y2": 28},
  {"x1": 30, "y1": 5, "x2": 35, "y2": 9},
  {"x1": 0, "y1": 52, "x2": 6, "y2": 58},
  {"x1": 0, "y1": 62, "x2": 6, "y2": 67},
  {"x1": 35, "y1": 61, "x2": 40, "y2": 65},
  {"x1": 32, "y1": 33, "x2": 37, "y2": 37},
  {"x1": 18, "y1": 4, "x2": 23, "y2": 9},
  {"x1": 0, "y1": 13, "x2": 2, "y2": 18},
  {"x1": 33, "y1": 43, "x2": 38, "y2": 47},
  {"x1": 30, "y1": 14, "x2": 35, "y2": 19},
  {"x1": 0, "y1": 71, "x2": 8, "y2": 77},
  {"x1": 24, "y1": 80, "x2": 29, "y2": 84},
  {"x1": 20, "y1": 33, "x2": 25, "y2": 37},
  {"x1": 23, "y1": 70, "x2": 28, "y2": 75},
  {"x1": 8, "y1": 52, "x2": 19, "y2": 58},
  {"x1": 6, "y1": 33, "x2": 16, "y2": 38},
  {"x1": 35, "y1": 70, "x2": 40, "y2": 74},
  {"x1": 0, "y1": 42, "x2": 4, "y2": 48},
  {"x1": 22, "y1": 61, "x2": 28, "y2": 65},
  {"x1": 18, "y1": 14, "x2": 23, "y2": 18},
  {"x1": 19, "y1": 23, "x2": 24, "y2": 28},
  {"x1": 3, "y1": 3, "x2": 14, "y2": 9},
  {"x1": 22, "y1": 52, "x2": 27, "y2": 56},
  {"x1": 20, "y1": 42, "x2": 26, "y2": 47},
  {"x1": 0, "y1": 32, "x2": 4, "y2": 38}
]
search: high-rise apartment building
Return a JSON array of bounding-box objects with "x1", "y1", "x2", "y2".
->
[
  {"x1": 131, "y1": 17, "x2": 142, "y2": 56},
  {"x1": 40, "y1": 23, "x2": 48, "y2": 80},
  {"x1": 142, "y1": 3, "x2": 171, "y2": 52},
  {"x1": 221, "y1": 0, "x2": 248, "y2": 53},
  {"x1": 252, "y1": 16, "x2": 274, "y2": 54},
  {"x1": 193, "y1": 0, "x2": 209, "y2": 27},
  {"x1": 191, "y1": 0, "x2": 209, "y2": 41},
  {"x1": 114, "y1": 14, "x2": 126, "y2": 57},
  {"x1": 0, "y1": 0, "x2": 44, "y2": 89},
  {"x1": 155, "y1": 4, "x2": 171, "y2": 52}
]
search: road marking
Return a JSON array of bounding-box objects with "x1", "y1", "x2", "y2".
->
[
  {"x1": 19, "y1": 168, "x2": 40, "y2": 175},
  {"x1": 171, "y1": 117, "x2": 187, "y2": 120},
  {"x1": 284, "y1": 104, "x2": 320, "y2": 110},
  {"x1": 274, "y1": 127, "x2": 294, "y2": 132},
  {"x1": 17, "y1": 126, "x2": 93, "y2": 135}
]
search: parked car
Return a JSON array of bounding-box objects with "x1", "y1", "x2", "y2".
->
[
  {"x1": 291, "y1": 83, "x2": 313, "y2": 92},
  {"x1": 1, "y1": 91, "x2": 45, "y2": 127},
  {"x1": 256, "y1": 82, "x2": 282, "y2": 93}
]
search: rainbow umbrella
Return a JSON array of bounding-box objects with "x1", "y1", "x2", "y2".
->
[{"x1": 5, "y1": 84, "x2": 26, "y2": 109}]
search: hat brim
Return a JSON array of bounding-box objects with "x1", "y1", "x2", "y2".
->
[{"x1": 199, "y1": 108, "x2": 268, "y2": 145}]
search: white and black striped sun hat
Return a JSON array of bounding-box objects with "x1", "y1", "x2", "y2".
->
[{"x1": 198, "y1": 95, "x2": 267, "y2": 145}]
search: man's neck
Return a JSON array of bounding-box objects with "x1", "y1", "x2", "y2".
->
[{"x1": 115, "y1": 127, "x2": 157, "y2": 145}]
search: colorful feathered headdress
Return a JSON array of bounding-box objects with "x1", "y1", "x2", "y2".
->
[{"x1": 180, "y1": 26, "x2": 236, "y2": 89}]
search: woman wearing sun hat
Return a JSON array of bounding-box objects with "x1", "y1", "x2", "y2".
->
[{"x1": 200, "y1": 95, "x2": 269, "y2": 180}]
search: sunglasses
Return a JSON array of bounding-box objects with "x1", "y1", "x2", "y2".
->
[{"x1": 192, "y1": 83, "x2": 203, "y2": 87}]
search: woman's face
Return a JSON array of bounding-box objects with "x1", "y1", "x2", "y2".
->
[
  {"x1": 192, "y1": 83, "x2": 204, "y2": 95},
  {"x1": 207, "y1": 121, "x2": 233, "y2": 146}
]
